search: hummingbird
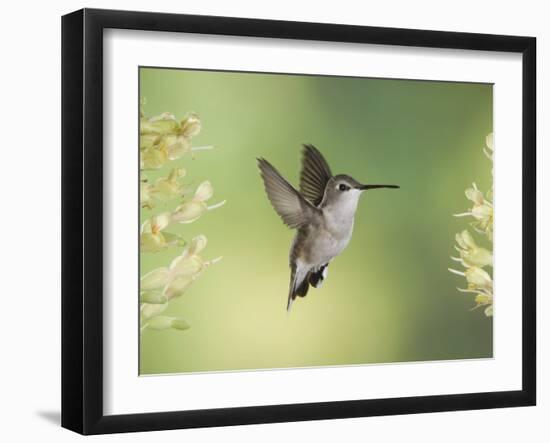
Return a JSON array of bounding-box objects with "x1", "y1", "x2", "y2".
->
[{"x1": 257, "y1": 144, "x2": 399, "y2": 311}]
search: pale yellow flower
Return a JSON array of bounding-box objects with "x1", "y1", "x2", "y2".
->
[
  {"x1": 140, "y1": 235, "x2": 221, "y2": 300},
  {"x1": 140, "y1": 212, "x2": 185, "y2": 253},
  {"x1": 171, "y1": 201, "x2": 206, "y2": 223},
  {"x1": 464, "y1": 266, "x2": 492, "y2": 291},
  {"x1": 454, "y1": 182, "x2": 493, "y2": 240},
  {"x1": 172, "y1": 181, "x2": 225, "y2": 224},
  {"x1": 140, "y1": 144, "x2": 169, "y2": 170},
  {"x1": 139, "y1": 104, "x2": 224, "y2": 333},
  {"x1": 140, "y1": 133, "x2": 159, "y2": 150},
  {"x1": 141, "y1": 112, "x2": 179, "y2": 135},
  {"x1": 141, "y1": 267, "x2": 170, "y2": 291},
  {"x1": 140, "y1": 302, "x2": 167, "y2": 321},
  {"x1": 458, "y1": 289, "x2": 493, "y2": 316},
  {"x1": 451, "y1": 230, "x2": 493, "y2": 268},
  {"x1": 141, "y1": 168, "x2": 192, "y2": 209},
  {"x1": 180, "y1": 113, "x2": 202, "y2": 138},
  {"x1": 139, "y1": 111, "x2": 212, "y2": 170},
  {"x1": 194, "y1": 181, "x2": 214, "y2": 201},
  {"x1": 163, "y1": 276, "x2": 195, "y2": 300},
  {"x1": 140, "y1": 212, "x2": 187, "y2": 253},
  {"x1": 449, "y1": 265, "x2": 492, "y2": 290},
  {"x1": 188, "y1": 234, "x2": 208, "y2": 255},
  {"x1": 450, "y1": 133, "x2": 494, "y2": 318},
  {"x1": 151, "y1": 167, "x2": 187, "y2": 201}
]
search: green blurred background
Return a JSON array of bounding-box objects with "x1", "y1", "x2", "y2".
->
[{"x1": 139, "y1": 67, "x2": 493, "y2": 375}]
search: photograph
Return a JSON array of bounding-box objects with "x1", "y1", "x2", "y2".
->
[{"x1": 138, "y1": 67, "x2": 494, "y2": 376}]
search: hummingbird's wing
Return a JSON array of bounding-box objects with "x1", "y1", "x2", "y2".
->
[
  {"x1": 299, "y1": 144, "x2": 333, "y2": 206},
  {"x1": 257, "y1": 158, "x2": 316, "y2": 229}
]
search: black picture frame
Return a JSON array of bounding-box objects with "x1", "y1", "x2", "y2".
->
[{"x1": 61, "y1": 8, "x2": 536, "y2": 435}]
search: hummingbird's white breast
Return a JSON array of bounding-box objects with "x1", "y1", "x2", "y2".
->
[
  {"x1": 295, "y1": 191, "x2": 361, "y2": 268},
  {"x1": 308, "y1": 220, "x2": 354, "y2": 266}
]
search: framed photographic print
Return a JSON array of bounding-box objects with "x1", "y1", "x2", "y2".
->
[{"x1": 61, "y1": 8, "x2": 536, "y2": 435}]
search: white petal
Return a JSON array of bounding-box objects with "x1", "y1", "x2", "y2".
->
[
  {"x1": 151, "y1": 212, "x2": 172, "y2": 232},
  {"x1": 168, "y1": 255, "x2": 203, "y2": 278},
  {"x1": 180, "y1": 113, "x2": 202, "y2": 138},
  {"x1": 465, "y1": 187, "x2": 484, "y2": 205},
  {"x1": 140, "y1": 219, "x2": 152, "y2": 234},
  {"x1": 171, "y1": 201, "x2": 206, "y2": 223},
  {"x1": 163, "y1": 275, "x2": 194, "y2": 300},
  {"x1": 465, "y1": 267, "x2": 492, "y2": 290},
  {"x1": 194, "y1": 181, "x2": 214, "y2": 202},
  {"x1": 189, "y1": 235, "x2": 208, "y2": 255},
  {"x1": 460, "y1": 230, "x2": 477, "y2": 249}
]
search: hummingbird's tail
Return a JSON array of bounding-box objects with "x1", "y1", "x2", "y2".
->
[
  {"x1": 287, "y1": 265, "x2": 310, "y2": 312},
  {"x1": 287, "y1": 263, "x2": 330, "y2": 311}
]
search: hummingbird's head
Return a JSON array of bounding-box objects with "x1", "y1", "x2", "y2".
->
[{"x1": 322, "y1": 174, "x2": 399, "y2": 212}]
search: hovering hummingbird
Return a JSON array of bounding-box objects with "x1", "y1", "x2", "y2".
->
[{"x1": 257, "y1": 144, "x2": 399, "y2": 311}]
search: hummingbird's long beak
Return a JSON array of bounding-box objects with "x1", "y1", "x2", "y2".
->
[{"x1": 357, "y1": 184, "x2": 400, "y2": 191}]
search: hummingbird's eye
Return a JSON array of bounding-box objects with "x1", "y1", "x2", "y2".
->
[{"x1": 338, "y1": 184, "x2": 350, "y2": 191}]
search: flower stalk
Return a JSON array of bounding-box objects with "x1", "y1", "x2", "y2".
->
[
  {"x1": 139, "y1": 101, "x2": 224, "y2": 333},
  {"x1": 449, "y1": 134, "x2": 494, "y2": 317}
]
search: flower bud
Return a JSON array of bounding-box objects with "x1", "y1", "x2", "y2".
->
[
  {"x1": 146, "y1": 315, "x2": 174, "y2": 330},
  {"x1": 140, "y1": 292, "x2": 168, "y2": 304},
  {"x1": 171, "y1": 318, "x2": 191, "y2": 331},
  {"x1": 141, "y1": 268, "x2": 170, "y2": 291},
  {"x1": 141, "y1": 302, "x2": 167, "y2": 321}
]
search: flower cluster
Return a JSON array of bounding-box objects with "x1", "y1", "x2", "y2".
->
[
  {"x1": 140, "y1": 102, "x2": 212, "y2": 170},
  {"x1": 454, "y1": 182, "x2": 493, "y2": 241},
  {"x1": 449, "y1": 134, "x2": 494, "y2": 317},
  {"x1": 140, "y1": 235, "x2": 221, "y2": 331},
  {"x1": 141, "y1": 167, "x2": 190, "y2": 209},
  {"x1": 140, "y1": 181, "x2": 225, "y2": 253},
  {"x1": 140, "y1": 102, "x2": 224, "y2": 333}
]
